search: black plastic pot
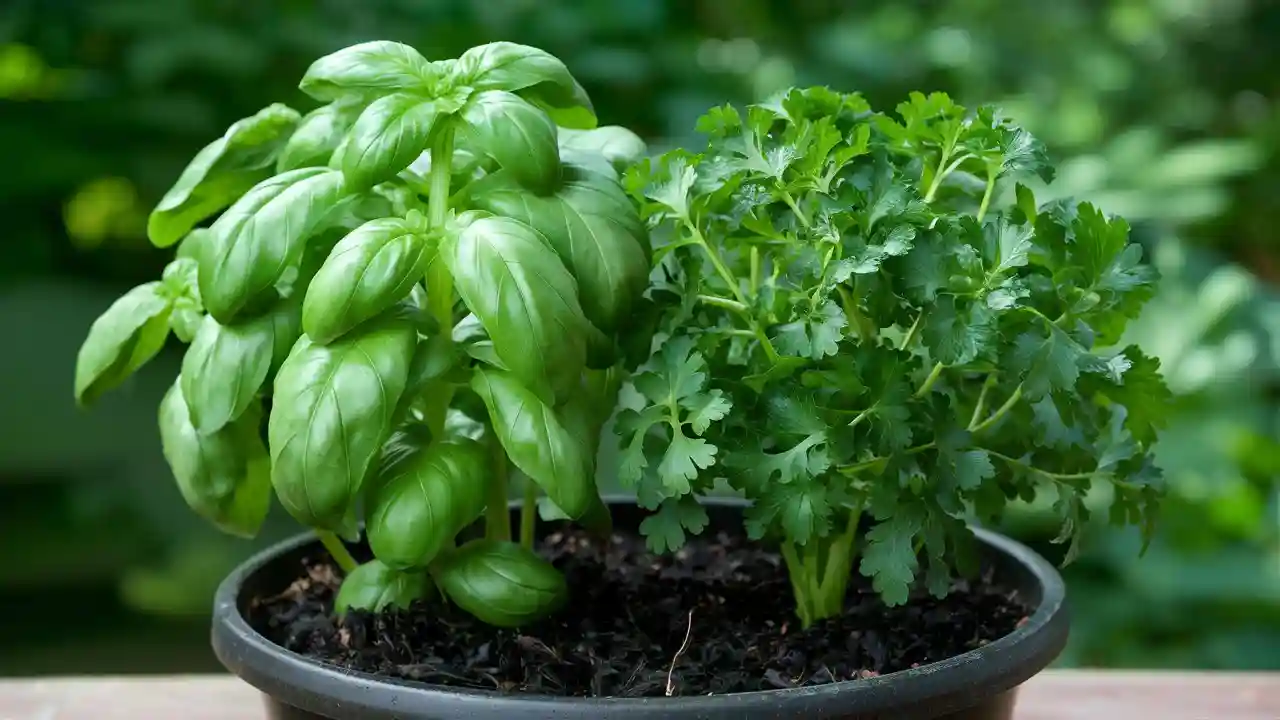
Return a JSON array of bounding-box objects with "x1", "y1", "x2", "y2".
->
[{"x1": 212, "y1": 497, "x2": 1069, "y2": 720}]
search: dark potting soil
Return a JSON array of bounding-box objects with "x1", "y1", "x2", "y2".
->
[{"x1": 248, "y1": 528, "x2": 1030, "y2": 698}]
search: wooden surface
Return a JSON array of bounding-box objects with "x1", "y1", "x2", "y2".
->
[{"x1": 0, "y1": 671, "x2": 1275, "y2": 719}]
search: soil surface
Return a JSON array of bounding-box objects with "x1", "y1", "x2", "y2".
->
[{"x1": 248, "y1": 528, "x2": 1030, "y2": 697}]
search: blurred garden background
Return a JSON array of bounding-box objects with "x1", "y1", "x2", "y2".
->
[{"x1": 1, "y1": 0, "x2": 1277, "y2": 674}]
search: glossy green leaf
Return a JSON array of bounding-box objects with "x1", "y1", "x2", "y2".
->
[
  {"x1": 74, "y1": 282, "x2": 172, "y2": 406},
  {"x1": 160, "y1": 257, "x2": 204, "y2": 343},
  {"x1": 442, "y1": 215, "x2": 588, "y2": 401},
  {"x1": 337, "y1": 93, "x2": 451, "y2": 191},
  {"x1": 268, "y1": 314, "x2": 417, "y2": 531},
  {"x1": 199, "y1": 168, "x2": 351, "y2": 323},
  {"x1": 277, "y1": 99, "x2": 363, "y2": 172},
  {"x1": 302, "y1": 217, "x2": 432, "y2": 345},
  {"x1": 471, "y1": 367, "x2": 592, "y2": 519},
  {"x1": 158, "y1": 382, "x2": 271, "y2": 539},
  {"x1": 181, "y1": 299, "x2": 300, "y2": 435},
  {"x1": 460, "y1": 90, "x2": 560, "y2": 193},
  {"x1": 367, "y1": 438, "x2": 488, "y2": 569},
  {"x1": 148, "y1": 104, "x2": 301, "y2": 248},
  {"x1": 557, "y1": 126, "x2": 647, "y2": 178},
  {"x1": 299, "y1": 41, "x2": 438, "y2": 101},
  {"x1": 433, "y1": 539, "x2": 567, "y2": 627},
  {"x1": 334, "y1": 560, "x2": 430, "y2": 613},
  {"x1": 469, "y1": 169, "x2": 647, "y2": 333},
  {"x1": 452, "y1": 42, "x2": 596, "y2": 129}
]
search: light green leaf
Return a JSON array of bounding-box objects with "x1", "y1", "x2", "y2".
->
[
  {"x1": 460, "y1": 90, "x2": 560, "y2": 193},
  {"x1": 334, "y1": 560, "x2": 430, "y2": 613},
  {"x1": 148, "y1": 104, "x2": 301, "y2": 248},
  {"x1": 471, "y1": 367, "x2": 592, "y2": 519},
  {"x1": 74, "y1": 282, "x2": 172, "y2": 406},
  {"x1": 268, "y1": 314, "x2": 417, "y2": 531},
  {"x1": 434, "y1": 539, "x2": 568, "y2": 627},
  {"x1": 277, "y1": 99, "x2": 363, "y2": 172},
  {"x1": 337, "y1": 93, "x2": 451, "y2": 190},
  {"x1": 367, "y1": 438, "x2": 488, "y2": 569},
  {"x1": 557, "y1": 126, "x2": 647, "y2": 178},
  {"x1": 639, "y1": 495, "x2": 709, "y2": 553},
  {"x1": 302, "y1": 217, "x2": 432, "y2": 344},
  {"x1": 452, "y1": 42, "x2": 596, "y2": 128},
  {"x1": 299, "y1": 41, "x2": 437, "y2": 101},
  {"x1": 198, "y1": 168, "x2": 351, "y2": 323},
  {"x1": 442, "y1": 215, "x2": 589, "y2": 402},
  {"x1": 158, "y1": 382, "x2": 271, "y2": 539}
]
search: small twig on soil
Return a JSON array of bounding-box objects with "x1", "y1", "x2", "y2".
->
[{"x1": 665, "y1": 609, "x2": 695, "y2": 697}]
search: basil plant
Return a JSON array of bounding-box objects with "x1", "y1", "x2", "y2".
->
[{"x1": 72, "y1": 41, "x2": 651, "y2": 626}]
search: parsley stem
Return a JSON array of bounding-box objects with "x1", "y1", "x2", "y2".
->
[
  {"x1": 750, "y1": 247, "x2": 761, "y2": 294},
  {"x1": 685, "y1": 222, "x2": 747, "y2": 305},
  {"x1": 697, "y1": 294, "x2": 749, "y2": 313},
  {"x1": 317, "y1": 531, "x2": 358, "y2": 574},
  {"x1": 901, "y1": 312, "x2": 924, "y2": 350},
  {"x1": 915, "y1": 362, "x2": 945, "y2": 397},
  {"x1": 968, "y1": 376, "x2": 996, "y2": 429},
  {"x1": 970, "y1": 384, "x2": 1023, "y2": 433},
  {"x1": 780, "y1": 189, "x2": 811, "y2": 228},
  {"x1": 838, "y1": 441, "x2": 937, "y2": 475},
  {"x1": 780, "y1": 542, "x2": 813, "y2": 627},
  {"x1": 986, "y1": 449, "x2": 1095, "y2": 481},
  {"x1": 976, "y1": 169, "x2": 996, "y2": 223}
]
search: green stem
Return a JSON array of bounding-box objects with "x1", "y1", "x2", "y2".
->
[
  {"x1": 697, "y1": 294, "x2": 750, "y2": 313},
  {"x1": 780, "y1": 542, "x2": 813, "y2": 627},
  {"x1": 986, "y1": 449, "x2": 1096, "y2": 481},
  {"x1": 976, "y1": 169, "x2": 996, "y2": 223},
  {"x1": 317, "y1": 531, "x2": 358, "y2": 574},
  {"x1": 968, "y1": 376, "x2": 995, "y2": 429},
  {"x1": 817, "y1": 503, "x2": 862, "y2": 616},
  {"x1": 838, "y1": 441, "x2": 937, "y2": 475},
  {"x1": 485, "y1": 434, "x2": 511, "y2": 543},
  {"x1": 780, "y1": 189, "x2": 810, "y2": 228},
  {"x1": 900, "y1": 311, "x2": 924, "y2": 350},
  {"x1": 915, "y1": 361, "x2": 945, "y2": 397},
  {"x1": 520, "y1": 473, "x2": 538, "y2": 549},
  {"x1": 969, "y1": 384, "x2": 1023, "y2": 433},
  {"x1": 923, "y1": 133, "x2": 961, "y2": 203},
  {"x1": 424, "y1": 125, "x2": 457, "y2": 437},
  {"x1": 685, "y1": 222, "x2": 781, "y2": 363}
]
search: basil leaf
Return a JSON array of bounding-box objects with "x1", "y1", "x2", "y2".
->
[
  {"x1": 199, "y1": 168, "x2": 350, "y2": 323},
  {"x1": 148, "y1": 104, "x2": 301, "y2": 248},
  {"x1": 160, "y1": 258, "x2": 205, "y2": 343},
  {"x1": 442, "y1": 215, "x2": 589, "y2": 402},
  {"x1": 75, "y1": 282, "x2": 172, "y2": 406},
  {"x1": 433, "y1": 539, "x2": 567, "y2": 627},
  {"x1": 299, "y1": 41, "x2": 437, "y2": 102},
  {"x1": 268, "y1": 314, "x2": 417, "y2": 531},
  {"x1": 557, "y1": 126, "x2": 647, "y2": 178},
  {"x1": 158, "y1": 382, "x2": 271, "y2": 539},
  {"x1": 337, "y1": 93, "x2": 451, "y2": 191},
  {"x1": 459, "y1": 90, "x2": 560, "y2": 193},
  {"x1": 302, "y1": 217, "x2": 432, "y2": 345},
  {"x1": 471, "y1": 367, "x2": 592, "y2": 519},
  {"x1": 180, "y1": 298, "x2": 300, "y2": 434},
  {"x1": 452, "y1": 42, "x2": 596, "y2": 129},
  {"x1": 367, "y1": 438, "x2": 488, "y2": 569},
  {"x1": 470, "y1": 168, "x2": 647, "y2": 333},
  {"x1": 276, "y1": 98, "x2": 363, "y2": 172},
  {"x1": 334, "y1": 560, "x2": 430, "y2": 614}
]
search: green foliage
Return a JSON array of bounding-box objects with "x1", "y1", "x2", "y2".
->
[
  {"x1": 71, "y1": 40, "x2": 650, "y2": 628},
  {"x1": 622, "y1": 87, "x2": 1170, "y2": 625}
]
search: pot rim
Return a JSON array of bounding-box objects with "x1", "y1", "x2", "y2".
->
[{"x1": 212, "y1": 495, "x2": 1069, "y2": 719}]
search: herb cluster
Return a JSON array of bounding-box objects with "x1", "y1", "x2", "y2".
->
[
  {"x1": 73, "y1": 41, "x2": 649, "y2": 626},
  {"x1": 622, "y1": 87, "x2": 1170, "y2": 625}
]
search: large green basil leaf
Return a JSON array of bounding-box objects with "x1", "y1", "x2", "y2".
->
[
  {"x1": 199, "y1": 168, "x2": 350, "y2": 323},
  {"x1": 459, "y1": 90, "x2": 559, "y2": 193},
  {"x1": 367, "y1": 438, "x2": 488, "y2": 570},
  {"x1": 75, "y1": 282, "x2": 172, "y2": 406},
  {"x1": 268, "y1": 314, "x2": 417, "y2": 531},
  {"x1": 471, "y1": 367, "x2": 592, "y2": 519},
  {"x1": 334, "y1": 560, "x2": 430, "y2": 614},
  {"x1": 302, "y1": 217, "x2": 432, "y2": 345},
  {"x1": 552, "y1": 381, "x2": 614, "y2": 537},
  {"x1": 277, "y1": 98, "x2": 363, "y2": 173},
  {"x1": 442, "y1": 215, "x2": 588, "y2": 402},
  {"x1": 180, "y1": 298, "x2": 300, "y2": 435},
  {"x1": 452, "y1": 42, "x2": 596, "y2": 129},
  {"x1": 557, "y1": 126, "x2": 647, "y2": 179},
  {"x1": 299, "y1": 41, "x2": 437, "y2": 102},
  {"x1": 469, "y1": 168, "x2": 647, "y2": 333},
  {"x1": 433, "y1": 539, "x2": 567, "y2": 627},
  {"x1": 159, "y1": 382, "x2": 271, "y2": 538},
  {"x1": 148, "y1": 104, "x2": 301, "y2": 248},
  {"x1": 337, "y1": 93, "x2": 455, "y2": 191}
]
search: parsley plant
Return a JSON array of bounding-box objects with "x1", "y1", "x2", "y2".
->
[{"x1": 621, "y1": 87, "x2": 1170, "y2": 627}]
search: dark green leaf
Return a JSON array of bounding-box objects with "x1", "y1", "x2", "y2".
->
[
  {"x1": 471, "y1": 367, "x2": 592, "y2": 519},
  {"x1": 74, "y1": 282, "x2": 172, "y2": 406},
  {"x1": 367, "y1": 438, "x2": 488, "y2": 569},
  {"x1": 334, "y1": 560, "x2": 431, "y2": 613},
  {"x1": 453, "y1": 42, "x2": 596, "y2": 129},
  {"x1": 268, "y1": 315, "x2": 417, "y2": 531},
  {"x1": 773, "y1": 300, "x2": 846, "y2": 360},
  {"x1": 148, "y1": 104, "x2": 301, "y2": 248},
  {"x1": 639, "y1": 495, "x2": 709, "y2": 553},
  {"x1": 460, "y1": 90, "x2": 560, "y2": 193},
  {"x1": 923, "y1": 296, "x2": 993, "y2": 365},
  {"x1": 299, "y1": 41, "x2": 438, "y2": 101},
  {"x1": 859, "y1": 511, "x2": 922, "y2": 607},
  {"x1": 442, "y1": 215, "x2": 590, "y2": 402},
  {"x1": 434, "y1": 539, "x2": 568, "y2": 627},
  {"x1": 302, "y1": 216, "x2": 432, "y2": 344},
  {"x1": 1011, "y1": 326, "x2": 1083, "y2": 400},
  {"x1": 199, "y1": 168, "x2": 351, "y2": 323}
]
